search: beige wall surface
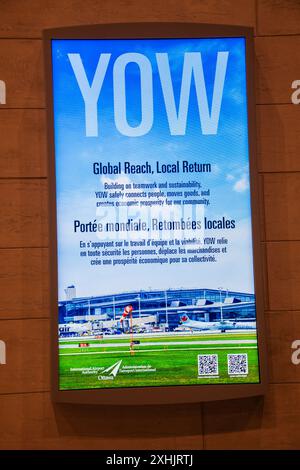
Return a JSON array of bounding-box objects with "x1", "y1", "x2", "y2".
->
[{"x1": 0, "y1": 0, "x2": 300, "y2": 449}]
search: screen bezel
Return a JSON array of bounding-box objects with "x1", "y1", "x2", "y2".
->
[{"x1": 44, "y1": 22, "x2": 267, "y2": 404}]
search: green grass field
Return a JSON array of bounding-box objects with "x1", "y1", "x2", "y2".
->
[{"x1": 59, "y1": 332, "x2": 260, "y2": 390}]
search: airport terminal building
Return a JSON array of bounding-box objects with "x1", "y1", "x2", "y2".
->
[{"x1": 59, "y1": 288, "x2": 256, "y2": 330}]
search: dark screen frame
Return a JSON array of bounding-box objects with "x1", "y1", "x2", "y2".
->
[{"x1": 44, "y1": 22, "x2": 268, "y2": 404}]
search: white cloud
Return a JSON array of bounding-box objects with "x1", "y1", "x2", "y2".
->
[
  {"x1": 229, "y1": 87, "x2": 244, "y2": 104},
  {"x1": 163, "y1": 142, "x2": 180, "y2": 152},
  {"x1": 226, "y1": 174, "x2": 235, "y2": 181},
  {"x1": 233, "y1": 174, "x2": 249, "y2": 193},
  {"x1": 211, "y1": 163, "x2": 221, "y2": 176}
]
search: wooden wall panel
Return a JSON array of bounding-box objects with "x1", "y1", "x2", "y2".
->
[
  {"x1": 0, "y1": 110, "x2": 47, "y2": 178},
  {"x1": 3, "y1": 173, "x2": 295, "y2": 249},
  {"x1": 5, "y1": 242, "x2": 297, "y2": 320},
  {"x1": 0, "y1": 40, "x2": 44, "y2": 108},
  {"x1": 0, "y1": 0, "x2": 255, "y2": 38},
  {"x1": 264, "y1": 173, "x2": 300, "y2": 241},
  {"x1": 265, "y1": 310, "x2": 300, "y2": 383},
  {"x1": 267, "y1": 241, "x2": 300, "y2": 311},
  {"x1": 258, "y1": 0, "x2": 300, "y2": 36},
  {"x1": 0, "y1": 179, "x2": 48, "y2": 248},
  {"x1": 4, "y1": 104, "x2": 299, "y2": 180},
  {"x1": 256, "y1": 36, "x2": 300, "y2": 104},
  {"x1": 0, "y1": 35, "x2": 298, "y2": 112},
  {"x1": 0, "y1": 248, "x2": 49, "y2": 319},
  {"x1": 0, "y1": 392, "x2": 203, "y2": 449},
  {"x1": 203, "y1": 384, "x2": 300, "y2": 449},
  {"x1": 0, "y1": 0, "x2": 299, "y2": 451},
  {"x1": 257, "y1": 105, "x2": 300, "y2": 173},
  {"x1": 260, "y1": 240, "x2": 270, "y2": 311},
  {"x1": 2, "y1": 310, "x2": 297, "y2": 398},
  {"x1": 1, "y1": 104, "x2": 300, "y2": 180},
  {"x1": 0, "y1": 319, "x2": 50, "y2": 393}
]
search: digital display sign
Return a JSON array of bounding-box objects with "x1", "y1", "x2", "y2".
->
[{"x1": 45, "y1": 24, "x2": 267, "y2": 403}]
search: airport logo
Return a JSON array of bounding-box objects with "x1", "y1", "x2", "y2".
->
[
  {"x1": 98, "y1": 360, "x2": 123, "y2": 381},
  {"x1": 97, "y1": 361, "x2": 157, "y2": 381},
  {"x1": 0, "y1": 340, "x2": 6, "y2": 365}
]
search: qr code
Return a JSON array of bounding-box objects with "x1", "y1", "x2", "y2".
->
[
  {"x1": 227, "y1": 354, "x2": 248, "y2": 375},
  {"x1": 198, "y1": 354, "x2": 218, "y2": 376}
]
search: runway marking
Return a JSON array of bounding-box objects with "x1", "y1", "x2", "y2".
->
[
  {"x1": 60, "y1": 346, "x2": 258, "y2": 356},
  {"x1": 59, "y1": 330, "x2": 256, "y2": 342},
  {"x1": 59, "y1": 339, "x2": 257, "y2": 349}
]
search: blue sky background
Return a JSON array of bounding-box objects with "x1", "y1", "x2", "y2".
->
[{"x1": 52, "y1": 37, "x2": 255, "y2": 300}]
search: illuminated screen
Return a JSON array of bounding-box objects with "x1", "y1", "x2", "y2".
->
[{"x1": 51, "y1": 37, "x2": 260, "y2": 390}]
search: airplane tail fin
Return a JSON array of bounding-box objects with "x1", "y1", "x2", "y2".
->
[{"x1": 180, "y1": 314, "x2": 190, "y2": 323}]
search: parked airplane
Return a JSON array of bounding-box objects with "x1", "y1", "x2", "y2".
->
[
  {"x1": 180, "y1": 314, "x2": 256, "y2": 332},
  {"x1": 59, "y1": 322, "x2": 93, "y2": 337}
]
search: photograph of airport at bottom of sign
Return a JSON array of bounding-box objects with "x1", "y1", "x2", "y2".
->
[{"x1": 58, "y1": 287, "x2": 260, "y2": 389}]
